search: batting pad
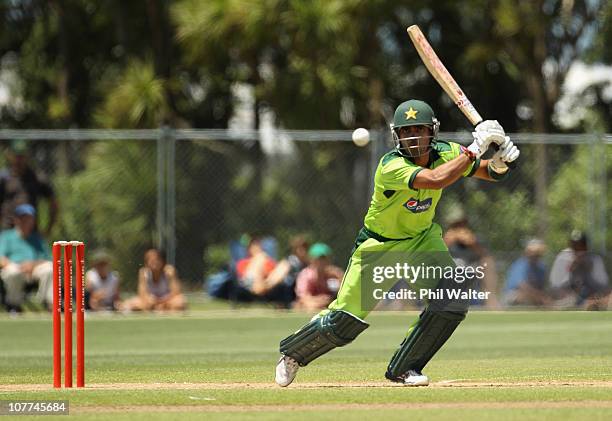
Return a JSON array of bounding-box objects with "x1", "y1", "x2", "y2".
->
[
  {"x1": 385, "y1": 309, "x2": 466, "y2": 379},
  {"x1": 279, "y1": 310, "x2": 369, "y2": 366}
]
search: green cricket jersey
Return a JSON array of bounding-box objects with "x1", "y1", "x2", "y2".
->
[{"x1": 363, "y1": 140, "x2": 479, "y2": 239}]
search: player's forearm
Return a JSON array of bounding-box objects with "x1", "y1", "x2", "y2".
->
[
  {"x1": 473, "y1": 159, "x2": 493, "y2": 181},
  {"x1": 413, "y1": 154, "x2": 472, "y2": 189}
]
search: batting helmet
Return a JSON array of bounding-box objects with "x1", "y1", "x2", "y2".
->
[{"x1": 390, "y1": 100, "x2": 440, "y2": 157}]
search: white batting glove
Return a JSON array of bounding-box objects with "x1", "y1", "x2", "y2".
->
[
  {"x1": 475, "y1": 120, "x2": 506, "y2": 145},
  {"x1": 468, "y1": 120, "x2": 508, "y2": 158},
  {"x1": 467, "y1": 131, "x2": 489, "y2": 158},
  {"x1": 489, "y1": 136, "x2": 520, "y2": 173}
]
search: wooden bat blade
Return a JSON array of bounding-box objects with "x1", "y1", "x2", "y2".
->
[
  {"x1": 407, "y1": 25, "x2": 482, "y2": 126},
  {"x1": 407, "y1": 25, "x2": 517, "y2": 169}
]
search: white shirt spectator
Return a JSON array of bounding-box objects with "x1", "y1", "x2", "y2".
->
[
  {"x1": 549, "y1": 248, "x2": 609, "y2": 291},
  {"x1": 86, "y1": 268, "x2": 120, "y2": 309}
]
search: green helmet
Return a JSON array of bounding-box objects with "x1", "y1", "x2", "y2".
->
[{"x1": 390, "y1": 100, "x2": 440, "y2": 157}]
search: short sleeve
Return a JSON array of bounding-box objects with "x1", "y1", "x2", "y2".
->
[
  {"x1": 236, "y1": 259, "x2": 248, "y2": 278},
  {"x1": 379, "y1": 157, "x2": 423, "y2": 190}
]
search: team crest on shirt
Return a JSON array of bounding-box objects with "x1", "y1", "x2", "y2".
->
[{"x1": 404, "y1": 197, "x2": 432, "y2": 213}]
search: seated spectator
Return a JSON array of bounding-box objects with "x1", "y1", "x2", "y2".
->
[
  {"x1": 85, "y1": 250, "x2": 121, "y2": 311},
  {"x1": 236, "y1": 237, "x2": 277, "y2": 296},
  {"x1": 262, "y1": 235, "x2": 310, "y2": 305},
  {"x1": 443, "y1": 208, "x2": 500, "y2": 309},
  {"x1": 549, "y1": 230, "x2": 610, "y2": 310},
  {"x1": 123, "y1": 248, "x2": 186, "y2": 311},
  {"x1": 206, "y1": 235, "x2": 308, "y2": 308},
  {"x1": 503, "y1": 239, "x2": 551, "y2": 307},
  {"x1": 294, "y1": 243, "x2": 343, "y2": 311},
  {"x1": 0, "y1": 204, "x2": 52, "y2": 312}
]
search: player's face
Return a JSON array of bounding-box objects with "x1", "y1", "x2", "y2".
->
[
  {"x1": 397, "y1": 125, "x2": 433, "y2": 157},
  {"x1": 145, "y1": 250, "x2": 165, "y2": 272},
  {"x1": 96, "y1": 261, "x2": 110, "y2": 277},
  {"x1": 15, "y1": 214, "x2": 35, "y2": 235}
]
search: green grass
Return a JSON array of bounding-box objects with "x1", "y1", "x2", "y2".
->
[{"x1": 1, "y1": 309, "x2": 611, "y2": 419}]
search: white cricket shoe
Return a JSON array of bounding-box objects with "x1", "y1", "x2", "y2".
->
[
  {"x1": 275, "y1": 355, "x2": 299, "y2": 387},
  {"x1": 402, "y1": 370, "x2": 429, "y2": 386}
]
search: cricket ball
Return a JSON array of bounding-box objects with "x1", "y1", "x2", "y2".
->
[{"x1": 352, "y1": 128, "x2": 370, "y2": 147}]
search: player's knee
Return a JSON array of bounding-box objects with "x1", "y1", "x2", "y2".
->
[
  {"x1": 319, "y1": 310, "x2": 370, "y2": 346},
  {"x1": 279, "y1": 310, "x2": 369, "y2": 366}
]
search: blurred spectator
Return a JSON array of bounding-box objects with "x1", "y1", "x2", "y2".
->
[
  {"x1": 123, "y1": 248, "x2": 186, "y2": 311},
  {"x1": 294, "y1": 243, "x2": 343, "y2": 311},
  {"x1": 85, "y1": 250, "x2": 121, "y2": 311},
  {"x1": 549, "y1": 230, "x2": 610, "y2": 310},
  {"x1": 236, "y1": 237, "x2": 277, "y2": 296},
  {"x1": 443, "y1": 208, "x2": 500, "y2": 309},
  {"x1": 503, "y1": 239, "x2": 551, "y2": 307},
  {"x1": 0, "y1": 140, "x2": 58, "y2": 236},
  {"x1": 206, "y1": 235, "x2": 308, "y2": 308},
  {"x1": 263, "y1": 235, "x2": 310, "y2": 305},
  {"x1": 0, "y1": 204, "x2": 52, "y2": 312}
]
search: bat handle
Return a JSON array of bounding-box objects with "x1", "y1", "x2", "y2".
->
[{"x1": 491, "y1": 143, "x2": 517, "y2": 169}]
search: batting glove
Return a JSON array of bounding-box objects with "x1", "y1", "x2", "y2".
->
[
  {"x1": 475, "y1": 120, "x2": 506, "y2": 145},
  {"x1": 489, "y1": 136, "x2": 520, "y2": 173},
  {"x1": 468, "y1": 120, "x2": 508, "y2": 158},
  {"x1": 467, "y1": 131, "x2": 490, "y2": 158}
]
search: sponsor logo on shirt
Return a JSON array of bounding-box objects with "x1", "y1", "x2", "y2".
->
[{"x1": 404, "y1": 197, "x2": 432, "y2": 213}]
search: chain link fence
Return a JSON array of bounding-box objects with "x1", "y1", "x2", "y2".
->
[{"x1": 0, "y1": 129, "x2": 609, "y2": 291}]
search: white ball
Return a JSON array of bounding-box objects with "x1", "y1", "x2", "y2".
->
[{"x1": 352, "y1": 128, "x2": 370, "y2": 147}]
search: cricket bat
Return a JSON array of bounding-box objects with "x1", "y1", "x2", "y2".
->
[
  {"x1": 407, "y1": 25, "x2": 482, "y2": 125},
  {"x1": 407, "y1": 25, "x2": 515, "y2": 167}
]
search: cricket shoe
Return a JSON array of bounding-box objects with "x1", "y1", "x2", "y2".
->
[
  {"x1": 275, "y1": 355, "x2": 299, "y2": 387},
  {"x1": 402, "y1": 370, "x2": 429, "y2": 386},
  {"x1": 386, "y1": 370, "x2": 429, "y2": 387}
]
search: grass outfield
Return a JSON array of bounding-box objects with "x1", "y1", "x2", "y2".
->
[{"x1": 1, "y1": 307, "x2": 611, "y2": 420}]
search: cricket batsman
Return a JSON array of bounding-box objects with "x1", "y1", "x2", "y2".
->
[{"x1": 275, "y1": 99, "x2": 520, "y2": 387}]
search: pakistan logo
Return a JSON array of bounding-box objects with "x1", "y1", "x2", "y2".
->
[{"x1": 404, "y1": 197, "x2": 432, "y2": 213}]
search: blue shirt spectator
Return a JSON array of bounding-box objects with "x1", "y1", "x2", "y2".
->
[
  {"x1": 503, "y1": 239, "x2": 550, "y2": 307},
  {"x1": 504, "y1": 257, "x2": 547, "y2": 292},
  {"x1": 0, "y1": 227, "x2": 50, "y2": 263},
  {"x1": 0, "y1": 204, "x2": 53, "y2": 311}
]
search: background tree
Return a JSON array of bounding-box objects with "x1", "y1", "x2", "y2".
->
[{"x1": 0, "y1": 0, "x2": 608, "y2": 284}]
